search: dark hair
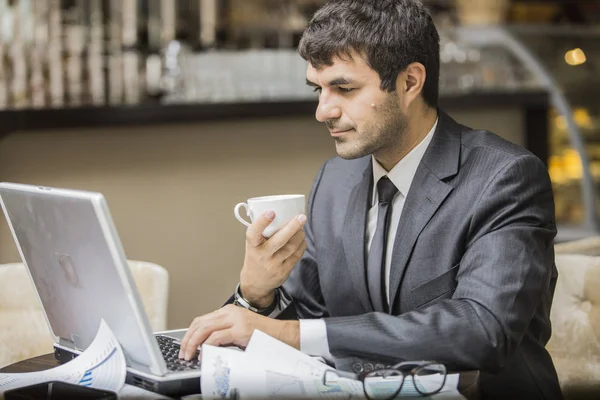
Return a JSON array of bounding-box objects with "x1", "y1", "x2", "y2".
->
[{"x1": 298, "y1": 0, "x2": 440, "y2": 108}]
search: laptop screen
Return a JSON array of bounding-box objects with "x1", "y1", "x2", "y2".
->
[{"x1": 0, "y1": 183, "x2": 166, "y2": 376}]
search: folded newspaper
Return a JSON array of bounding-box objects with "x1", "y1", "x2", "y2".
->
[{"x1": 201, "y1": 330, "x2": 465, "y2": 399}]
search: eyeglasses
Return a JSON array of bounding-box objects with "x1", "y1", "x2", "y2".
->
[{"x1": 322, "y1": 361, "x2": 447, "y2": 400}]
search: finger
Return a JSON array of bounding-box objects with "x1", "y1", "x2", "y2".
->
[
  {"x1": 246, "y1": 211, "x2": 276, "y2": 247},
  {"x1": 273, "y1": 230, "x2": 305, "y2": 259},
  {"x1": 179, "y1": 317, "x2": 204, "y2": 358},
  {"x1": 281, "y1": 240, "x2": 308, "y2": 271},
  {"x1": 180, "y1": 321, "x2": 207, "y2": 359},
  {"x1": 183, "y1": 317, "x2": 231, "y2": 360},
  {"x1": 179, "y1": 312, "x2": 219, "y2": 357},
  {"x1": 180, "y1": 310, "x2": 229, "y2": 360},
  {"x1": 265, "y1": 214, "x2": 307, "y2": 253},
  {"x1": 203, "y1": 328, "x2": 235, "y2": 351},
  {"x1": 287, "y1": 229, "x2": 306, "y2": 248}
]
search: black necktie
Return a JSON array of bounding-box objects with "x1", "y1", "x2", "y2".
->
[{"x1": 367, "y1": 176, "x2": 398, "y2": 312}]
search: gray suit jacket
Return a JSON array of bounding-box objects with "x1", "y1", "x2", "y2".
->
[{"x1": 280, "y1": 111, "x2": 562, "y2": 399}]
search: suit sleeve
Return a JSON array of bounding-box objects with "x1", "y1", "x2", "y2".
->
[
  {"x1": 278, "y1": 161, "x2": 330, "y2": 320},
  {"x1": 223, "y1": 161, "x2": 329, "y2": 319},
  {"x1": 324, "y1": 154, "x2": 557, "y2": 372}
]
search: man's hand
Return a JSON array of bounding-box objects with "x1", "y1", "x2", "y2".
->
[
  {"x1": 178, "y1": 305, "x2": 300, "y2": 360},
  {"x1": 239, "y1": 210, "x2": 307, "y2": 307}
]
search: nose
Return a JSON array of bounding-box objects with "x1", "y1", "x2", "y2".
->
[{"x1": 315, "y1": 97, "x2": 342, "y2": 123}]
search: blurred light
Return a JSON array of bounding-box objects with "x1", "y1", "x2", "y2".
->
[
  {"x1": 564, "y1": 149, "x2": 583, "y2": 180},
  {"x1": 554, "y1": 115, "x2": 567, "y2": 131},
  {"x1": 590, "y1": 162, "x2": 600, "y2": 180},
  {"x1": 441, "y1": 52, "x2": 452, "y2": 64},
  {"x1": 548, "y1": 155, "x2": 566, "y2": 184},
  {"x1": 548, "y1": 150, "x2": 583, "y2": 184},
  {"x1": 467, "y1": 50, "x2": 481, "y2": 63},
  {"x1": 454, "y1": 50, "x2": 467, "y2": 64},
  {"x1": 445, "y1": 42, "x2": 458, "y2": 53},
  {"x1": 573, "y1": 108, "x2": 593, "y2": 129},
  {"x1": 565, "y1": 48, "x2": 586, "y2": 66}
]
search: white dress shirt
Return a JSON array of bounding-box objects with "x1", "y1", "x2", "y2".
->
[{"x1": 300, "y1": 118, "x2": 438, "y2": 360}]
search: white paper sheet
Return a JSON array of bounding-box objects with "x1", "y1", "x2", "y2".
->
[
  {"x1": 200, "y1": 344, "x2": 270, "y2": 399},
  {"x1": 118, "y1": 383, "x2": 172, "y2": 399},
  {"x1": 201, "y1": 331, "x2": 362, "y2": 399},
  {"x1": 0, "y1": 320, "x2": 127, "y2": 397},
  {"x1": 245, "y1": 330, "x2": 331, "y2": 378},
  {"x1": 200, "y1": 330, "x2": 466, "y2": 399},
  {"x1": 245, "y1": 330, "x2": 363, "y2": 398},
  {"x1": 427, "y1": 373, "x2": 464, "y2": 400}
]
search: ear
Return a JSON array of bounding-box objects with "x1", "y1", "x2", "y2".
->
[{"x1": 396, "y1": 62, "x2": 426, "y2": 109}]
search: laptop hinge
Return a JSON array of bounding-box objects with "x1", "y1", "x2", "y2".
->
[{"x1": 58, "y1": 337, "x2": 78, "y2": 350}]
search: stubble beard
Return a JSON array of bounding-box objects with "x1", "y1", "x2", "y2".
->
[{"x1": 334, "y1": 95, "x2": 407, "y2": 160}]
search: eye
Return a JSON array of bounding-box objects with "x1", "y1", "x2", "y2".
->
[
  {"x1": 312, "y1": 87, "x2": 322, "y2": 93},
  {"x1": 338, "y1": 87, "x2": 355, "y2": 93}
]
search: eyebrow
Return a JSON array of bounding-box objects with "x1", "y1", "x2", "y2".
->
[{"x1": 306, "y1": 77, "x2": 354, "y2": 87}]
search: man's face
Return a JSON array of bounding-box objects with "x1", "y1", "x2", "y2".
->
[{"x1": 306, "y1": 54, "x2": 407, "y2": 160}]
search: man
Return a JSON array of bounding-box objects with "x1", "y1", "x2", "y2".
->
[{"x1": 179, "y1": 1, "x2": 562, "y2": 398}]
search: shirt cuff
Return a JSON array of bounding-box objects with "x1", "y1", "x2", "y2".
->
[
  {"x1": 264, "y1": 286, "x2": 292, "y2": 318},
  {"x1": 299, "y1": 319, "x2": 333, "y2": 361}
]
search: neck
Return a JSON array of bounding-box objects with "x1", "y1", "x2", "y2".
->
[{"x1": 376, "y1": 107, "x2": 438, "y2": 171}]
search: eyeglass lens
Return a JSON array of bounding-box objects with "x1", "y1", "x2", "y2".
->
[
  {"x1": 363, "y1": 369, "x2": 404, "y2": 399},
  {"x1": 363, "y1": 363, "x2": 446, "y2": 399},
  {"x1": 412, "y1": 364, "x2": 446, "y2": 395}
]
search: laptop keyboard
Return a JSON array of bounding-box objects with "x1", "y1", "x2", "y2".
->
[{"x1": 155, "y1": 335, "x2": 201, "y2": 372}]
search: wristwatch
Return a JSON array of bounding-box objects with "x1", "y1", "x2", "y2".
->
[{"x1": 233, "y1": 283, "x2": 279, "y2": 316}]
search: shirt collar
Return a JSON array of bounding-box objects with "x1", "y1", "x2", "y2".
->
[{"x1": 371, "y1": 117, "x2": 438, "y2": 205}]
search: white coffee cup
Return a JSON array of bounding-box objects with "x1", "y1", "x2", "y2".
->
[{"x1": 234, "y1": 194, "x2": 306, "y2": 238}]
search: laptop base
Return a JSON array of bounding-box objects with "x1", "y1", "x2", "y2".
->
[{"x1": 53, "y1": 345, "x2": 201, "y2": 398}]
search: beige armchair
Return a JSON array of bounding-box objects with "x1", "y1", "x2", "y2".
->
[
  {"x1": 548, "y1": 252, "x2": 600, "y2": 397},
  {"x1": 555, "y1": 236, "x2": 600, "y2": 257},
  {"x1": 0, "y1": 260, "x2": 169, "y2": 369},
  {"x1": 127, "y1": 260, "x2": 170, "y2": 332},
  {"x1": 0, "y1": 263, "x2": 53, "y2": 370}
]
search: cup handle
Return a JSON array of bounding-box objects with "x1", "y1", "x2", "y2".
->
[{"x1": 234, "y1": 202, "x2": 251, "y2": 227}]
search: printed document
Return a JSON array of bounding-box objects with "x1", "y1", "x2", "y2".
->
[
  {"x1": 201, "y1": 329, "x2": 465, "y2": 399},
  {"x1": 0, "y1": 320, "x2": 126, "y2": 397}
]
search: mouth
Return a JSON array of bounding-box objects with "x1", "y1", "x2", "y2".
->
[{"x1": 329, "y1": 128, "x2": 354, "y2": 137}]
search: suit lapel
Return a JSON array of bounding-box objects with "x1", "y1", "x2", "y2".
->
[
  {"x1": 342, "y1": 159, "x2": 374, "y2": 313},
  {"x1": 387, "y1": 168, "x2": 453, "y2": 306},
  {"x1": 388, "y1": 111, "x2": 463, "y2": 307}
]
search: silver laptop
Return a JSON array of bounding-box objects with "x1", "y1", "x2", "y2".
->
[{"x1": 0, "y1": 182, "x2": 201, "y2": 397}]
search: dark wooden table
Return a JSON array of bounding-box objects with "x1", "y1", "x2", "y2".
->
[{"x1": 1, "y1": 354, "x2": 481, "y2": 399}]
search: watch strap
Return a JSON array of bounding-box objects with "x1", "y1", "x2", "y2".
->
[{"x1": 233, "y1": 283, "x2": 279, "y2": 316}]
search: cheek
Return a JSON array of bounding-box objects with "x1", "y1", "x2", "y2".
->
[
  {"x1": 356, "y1": 108, "x2": 384, "y2": 133},
  {"x1": 345, "y1": 103, "x2": 376, "y2": 130}
]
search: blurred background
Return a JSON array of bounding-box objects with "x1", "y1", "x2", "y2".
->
[{"x1": 0, "y1": 0, "x2": 599, "y2": 330}]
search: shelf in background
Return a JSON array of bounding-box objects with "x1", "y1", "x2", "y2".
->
[{"x1": 0, "y1": 89, "x2": 548, "y2": 134}]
